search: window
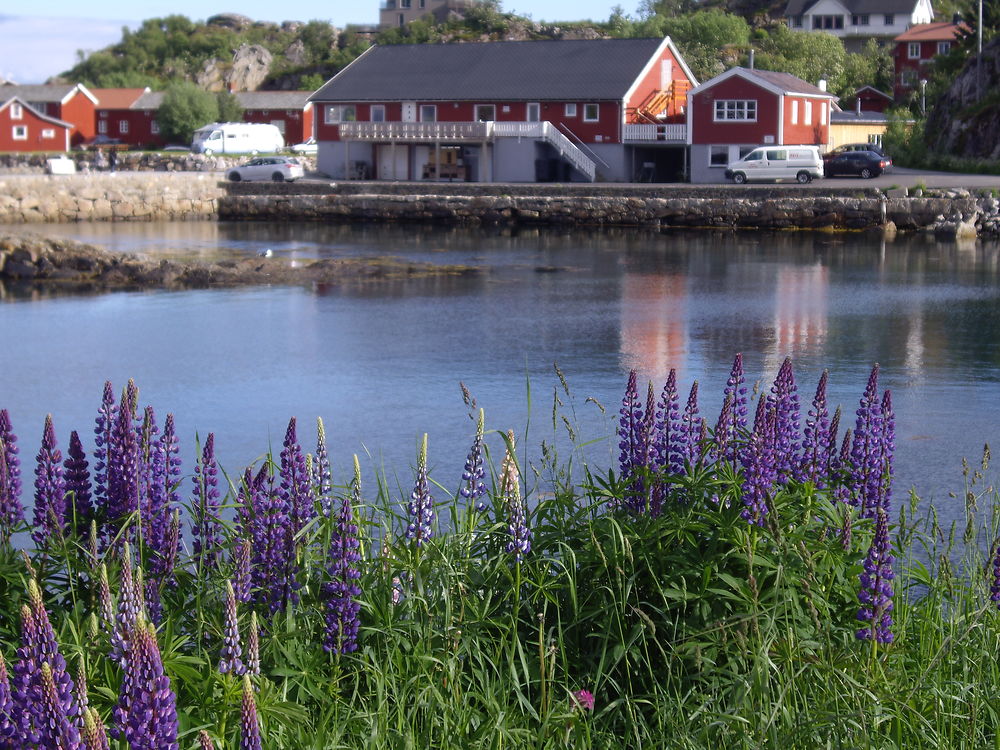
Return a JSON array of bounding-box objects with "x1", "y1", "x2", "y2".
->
[
  {"x1": 884, "y1": 14, "x2": 894, "y2": 24},
  {"x1": 583, "y1": 103, "x2": 599, "y2": 122},
  {"x1": 791, "y1": 15, "x2": 803, "y2": 26},
  {"x1": 420, "y1": 105, "x2": 437, "y2": 122},
  {"x1": 401, "y1": 0, "x2": 411, "y2": 7},
  {"x1": 271, "y1": 119, "x2": 285, "y2": 133},
  {"x1": 564, "y1": 103, "x2": 577, "y2": 117},
  {"x1": 526, "y1": 103, "x2": 540, "y2": 122},
  {"x1": 908, "y1": 42, "x2": 921, "y2": 59},
  {"x1": 10, "y1": 102, "x2": 22, "y2": 119},
  {"x1": 474, "y1": 104, "x2": 495, "y2": 122},
  {"x1": 420, "y1": 0, "x2": 425, "y2": 6},
  {"x1": 98, "y1": 120, "x2": 108, "y2": 134},
  {"x1": 12, "y1": 125, "x2": 26, "y2": 140},
  {"x1": 41, "y1": 128, "x2": 55, "y2": 138},
  {"x1": 937, "y1": 41, "x2": 951, "y2": 55},
  {"x1": 325, "y1": 105, "x2": 356, "y2": 124},
  {"x1": 819, "y1": 102, "x2": 827, "y2": 125},
  {"x1": 370, "y1": 105, "x2": 385, "y2": 122},
  {"x1": 709, "y1": 145, "x2": 730, "y2": 167},
  {"x1": 119, "y1": 120, "x2": 129, "y2": 134},
  {"x1": 766, "y1": 150, "x2": 787, "y2": 161},
  {"x1": 791, "y1": 100, "x2": 799, "y2": 124},
  {"x1": 851, "y1": 14, "x2": 869, "y2": 25},
  {"x1": 398, "y1": 13, "x2": 404, "y2": 27},
  {"x1": 151, "y1": 122, "x2": 160, "y2": 134},
  {"x1": 812, "y1": 15, "x2": 844, "y2": 29},
  {"x1": 805, "y1": 101, "x2": 812, "y2": 125},
  {"x1": 713, "y1": 99, "x2": 757, "y2": 121},
  {"x1": 901, "y1": 70, "x2": 918, "y2": 86},
  {"x1": 742, "y1": 149, "x2": 763, "y2": 161}
]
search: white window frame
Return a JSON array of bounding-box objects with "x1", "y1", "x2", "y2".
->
[
  {"x1": 119, "y1": 120, "x2": 129, "y2": 134},
  {"x1": 325, "y1": 105, "x2": 356, "y2": 124},
  {"x1": 564, "y1": 103, "x2": 577, "y2": 117},
  {"x1": 98, "y1": 120, "x2": 108, "y2": 134},
  {"x1": 151, "y1": 121, "x2": 160, "y2": 134},
  {"x1": 908, "y1": 42, "x2": 921, "y2": 59},
  {"x1": 10, "y1": 102, "x2": 22, "y2": 120},
  {"x1": 12, "y1": 125, "x2": 27, "y2": 140},
  {"x1": 791, "y1": 100, "x2": 798, "y2": 124},
  {"x1": 526, "y1": 102, "x2": 540, "y2": 122},
  {"x1": 41, "y1": 128, "x2": 56, "y2": 138},
  {"x1": 583, "y1": 103, "x2": 600, "y2": 122},
  {"x1": 805, "y1": 101, "x2": 813, "y2": 125},
  {"x1": 370, "y1": 105, "x2": 385, "y2": 122},
  {"x1": 420, "y1": 104, "x2": 437, "y2": 122},
  {"x1": 474, "y1": 104, "x2": 495, "y2": 122},
  {"x1": 708, "y1": 145, "x2": 730, "y2": 167},
  {"x1": 713, "y1": 99, "x2": 757, "y2": 122},
  {"x1": 884, "y1": 13, "x2": 894, "y2": 24},
  {"x1": 901, "y1": 70, "x2": 918, "y2": 86},
  {"x1": 937, "y1": 41, "x2": 950, "y2": 55},
  {"x1": 819, "y1": 101, "x2": 827, "y2": 125}
]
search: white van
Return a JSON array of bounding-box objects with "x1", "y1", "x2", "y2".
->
[
  {"x1": 725, "y1": 146, "x2": 823, "y2": 184},
  {"x1": 191, "y1": 122, "x2": 285, "y2": 155}
]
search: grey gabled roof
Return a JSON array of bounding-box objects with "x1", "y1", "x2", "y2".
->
[
  {"x1": 746, "y1": 69, "x2": 833, "y2": 97},
  {"x1": 311, "y1": 38, "x2": 667, "y2": 102},
  {"x1": 234, "y1": 91, "x2": 313, "y2": 109},
  {"x1": 785, "y1": 0, "x2": 920, "y2": 16},
  {"x1": 132, "y1": 91, "x2": 165, "y2": 109},
  {"x1": 0, "y1": 83, "x2": 81, "y2": 103}
]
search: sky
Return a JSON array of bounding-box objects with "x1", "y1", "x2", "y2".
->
[{"x1": 1, "y1": 1, "x2": 638, "y2": 84}]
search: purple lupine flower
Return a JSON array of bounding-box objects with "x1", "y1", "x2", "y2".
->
[
  {"x1": 243, "y1": 464, "x2": 293, "y2": 614},
  {"x1": 107, "y1": 387, "x2": 140, "y2": 532},
  {"x1": 10, "y1": 603, "x2": 43, "y2": 745},
  {"x1": 232, "y1": 538, "x2": 252, "y2": 603},
  {"x1": 616, "y1": 371, "x2": 652, "y2": 513},
  {"x1": 990, "y1": 537, "x2": 1000, "y2": 607},
  {"x1": 280, "y1": 417, "x2": 315, "y2": 539},
  {"x1": 39, "y1": 661, "x2": 82, "y2": 750},
  {"x1": 767, "y1": 358, "x2": 800, "y2": 484},
  {"x1": 856, "y1": 506, "x2": 895, "y2": 644},
  {"x1": 147, "y1": 415, "x2": 182, "y2": 582},
  {"x1": 82, "y1": 708, "x2": 110, "y2": 750},
  {"x1": 460, "y1": 409, "x2": 488, "y2": 513},
  {"x1": 406, "y1": 434, "x2": 434, "y2": 546},
  {"x1": 32, "y1": 414, "x2": 67, "y2": 548},
  {"x1": 501, "y1": 433, "x2": 531, "y2": 561},
  {"x1": 0, "y1": 650, "x2": 13, "y2": 741},
  {"x1": 118, "y1": 620, "x2": 179, "y2": 750},
  {"x1": 219, "y1": 581, "x2": 246, "y2": 675},
  {"x1": 724, "y1": 353, "x2": 749, "y2": 435},
  {"x1": 740, "y1": 407, "x2": 777, "y2": 526},
  {"x1": 198, "y1": 730, "x2": 216, "y2": 750},
  {"x1": 64, "y1": 430, "x2": 93, "y2": 538},
  {"x1": 313, "y1": 417, "x2": 333, "y2": 517},
  {"x1": 712, "y1": 394, "x2": 733, "y2": 462},
  {"x1": 324, "y1": 455, "x2": 362, "y2": 655},
  {"x1": 798, "y1": 370, "x2": 832, "y2": 486},
  {"x1": 98, "y1": 564, "x2": 115, "y2": 639},
  {"x1": 0, "y1": 409, "x2": 24, "y2": 541},
  {"x1": 75, "y1": 657, "x2": 89, "y2": 717},
  {"x1": 137, "y1": 406, "x2": 159, "y2": 534},
  {"x1": 240, "y1": 674, "x2": 262, "y2": 750},
  {"x1": 92, "y1": 381, "x2": 117, "y2": 540},
  {"x1": 110, "y1": 547, "x2": 142, "y2": 666},
  {"x1": 144, "y1": 578, "x2": 162, "y2": 626},
  {"x1": 679, "y1": 381, "x2": 702, "y2": 468},
  {"x1": 192, "y1": 433, "x2": 223, "y2": 572},
  {"x1": 851, "y1": 364, "x2": 884, "y2": 517},
  {"x1": 880, "y1": 390, "x2": 895, "y2": 514},
  {"x1": 246, "y1": 611, "x2": 260, "y2": 676},
  {"x1": 650, "y1": 369, "x2": 681, "y2": 514}
]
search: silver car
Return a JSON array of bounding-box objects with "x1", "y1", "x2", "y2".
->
[{"x1": 227, "y1": 156, "x2": 304, "y2": 183}]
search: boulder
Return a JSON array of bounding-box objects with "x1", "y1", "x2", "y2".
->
[{"x1": 228, "y1": 44, "x2": 273, "y2": 93}]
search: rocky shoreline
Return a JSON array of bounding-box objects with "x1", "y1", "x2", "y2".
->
[{"x1": 0, "y1": 234, "x2": 479, "y2": 292}]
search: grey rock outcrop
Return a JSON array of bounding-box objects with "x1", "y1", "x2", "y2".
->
[
  {"x1": 926, "y1": 36, "x2": 1000, "y2": 160},
  {"x1": 229, "y1": 44, "x2": 273, "y2": 92},
  {"x1": 207, "y1": 13, "x2": 254, "y2": 30}
]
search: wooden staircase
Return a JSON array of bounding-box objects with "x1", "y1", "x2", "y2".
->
[{"x1": 635, "y1": 80, "x2": 692, "y2": 122}]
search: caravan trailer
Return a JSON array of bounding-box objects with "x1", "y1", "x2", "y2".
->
[{"x1": 191, "y1": 122, "x2": 285, "y2": 155}]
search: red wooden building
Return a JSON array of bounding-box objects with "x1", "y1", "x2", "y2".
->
[
  {"x1": 234, "y1": 91, "x2": 315, "y2": 146},
  {"x1": 0, "y1": 96, "x2": 72, "y2": 152},
  {"x1": 686, "y1": 67, "x2": 837, "y2": 183},
  {"x1": 0, "y1": 84, "x2": 97, "y2": 145},
  {"x1": 92, "y1": 88, "x2": 168, "y2": 147},
  {"x1": 310, "y1": 37, "x2": 697, "y2": 182},
  {"x1": 892, "y1": 22, "x2": 966, "y2": 100}
]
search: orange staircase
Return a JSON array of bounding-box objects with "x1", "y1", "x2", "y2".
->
[{"x1": 635, "y1": 80, "x2": 692, "y2": 122}]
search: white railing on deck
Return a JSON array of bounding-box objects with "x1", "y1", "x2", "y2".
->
[{"x1": 623, "y1": 123, "x2": 686, "y2": 142}]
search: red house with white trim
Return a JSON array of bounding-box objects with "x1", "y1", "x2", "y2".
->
[
  {"x1": 686, "y1": 67, "x2": 837, "y2": 183},
  {"x1": 892, "y1": 22, "x2": 966, "y2": 100},
  {"x1": 0, "y1": 84, "x2": 97, "y2": 146},
  {"x1": 92, "y1": 88, "x2": 168, "y2": 147},
  {"x1": 0, "y1": 97, "x2": 72, "y2": 152},
  {"x1": 310, "y1": 37, "x2": 697, "y2": 183},
  {"x1": 235, "y1": 91, "x2": 315, "y2": 146}
]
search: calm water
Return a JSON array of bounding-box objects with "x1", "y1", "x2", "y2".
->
[{"x1": 2, "y1": 221, "x2": 999, "y2": 524}]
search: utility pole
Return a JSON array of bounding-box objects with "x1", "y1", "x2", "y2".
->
[{"x1": 978, "y1": 0, "x2": 984, "y2": 101}]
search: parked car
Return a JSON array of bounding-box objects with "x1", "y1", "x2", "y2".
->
[
  {"x1": 226, "y1": 156, "x2": 304, "y2": 183},
  {"x1": 823, "y1": 150, "x2": 888, "y2": 179},
  {"x1": 290, "y1": 137, "x2": 317, "y2": 155},
  {"x1": 725, "y1": 145, "x2": 824, "y2": 184},
  {"x1": 824, "y1": 143, "x2": 892, "y2": 172}
]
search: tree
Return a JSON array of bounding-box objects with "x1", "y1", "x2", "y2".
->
[
  {"x1": 216, "y1": 91, "x2": 244, "y2": 122},
  {"x1": 840, "y1": 39, "x2": 893, "y2": 98},
  {"x1": 645, "y1": 10, "x2": 751, "y2": 81},
  {"x1": 753, "y1": 25, "x2": 846, "y2": 93},
  {"x1": 157, "y1": 82, "x2": 219, "y2": 144}
]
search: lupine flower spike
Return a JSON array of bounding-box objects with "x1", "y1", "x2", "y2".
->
[
  {"x1": 32, "y1": 414, "x2": 67, "y2": 548},
  {"x1": 769, "y1": 357, "x2": 800, "y2": 484},
  {"x1": 64, "y1": 429, "x2": 92, "y2": 537},
  {"x1": 39, "y1": 661, "x2": 82, "y2": 750},
  {"x1": 280, "y1": 417, "x2": 314, "y2": 539},
  {"x1": 460, "y1": 409, "x2": 488, "y2": 513},
  {"x1": 240, "y1": 673, "x2": 263, "y2": 750},
  {"x1": 313, "y1": 417, "x2": 333, "y2": 517},
  {"x1": 192, "y1": 433, "x2": 222, "y2": 572},
  {"x1": 82, "y1": 707, "x2": 111, "y2": 750},
  {"x1": 501, "y1": 431, "x2": 531, "y2": 562},
  {"x1": 852, "y1": 364, "x2": 884, "y2": 518},
  {"x1": 990, "y1": 536, "x2": 1000, "y2": 608},
  {"x1": 856, "y1": 506, "x2": 895, "y2": 644},
  {"x1": 118, "y1": 619, "x2": 179, "y2": 750},
  {"x1": 799, "y1": 370, "x2": 832, "y2": 486},
  {"x1": 740, "y1": 408, "x2": 777, "y2": 526},
  {"x1": 616, "y1": 370, "x2": 646, "y2": 512},
  {"x1": 232, "y1": 538, "x2": 253, "y2": 603},
  {"x1": 246, "y1": 611, "x2": 260, "y2": 676},
  {"x1": 219, "y1": 581, "x2": 246, "y2": 675},
  {"x1": 0, "y1": 651, "x2": 13, "y2": 741},
  {"x1": 0, "y1": 408, "x2": 24, "y2": 542},
  {"x1": 406, "y1": 434, "x2": 434, "y2": 546},
  {"x1": 324, "y1": 455, "x2": 362, "y2": 655},
  {"x1": 198, "y1": 730, "x2": 216, "y2": 750}
]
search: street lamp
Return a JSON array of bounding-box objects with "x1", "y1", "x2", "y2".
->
[{"x1": 920, "y1": 79, "x2": 927, "y2": 116}]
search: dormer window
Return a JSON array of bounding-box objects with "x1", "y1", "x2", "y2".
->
[{"x1": 10, "y1": 102, "x2": 22, "y2": 120}]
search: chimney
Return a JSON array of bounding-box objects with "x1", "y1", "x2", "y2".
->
[
  {"x1": 818, "y1": 79, "x2": 827, "y2": 91},
  {"x1": 952, "y1": 12, "x2": 962, "y2": 24},
  {"x1": 749, "y1": 48, "x2": 755, "y2": 70}
]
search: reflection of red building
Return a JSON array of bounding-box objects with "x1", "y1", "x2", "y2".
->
[
  {"x1": 769, "y1": 264, "x2": 828, "y2": 368},
  {"x1": 620, "y1": 273, "x2": 688, "y2": 379}
]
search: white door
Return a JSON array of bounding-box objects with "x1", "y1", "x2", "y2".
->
[
  {"x1": 660, "y1": 59, "x2": 672, "y2": 90},
  {"x1": 402, "y1": 102, "x2": 417, "y2": 123},
  {"x1": 526, "y1": 103, "x2": 540, "y2": 122},
  {"x1": 377, "y1": 144, "x2": 409, "y2": 180}
]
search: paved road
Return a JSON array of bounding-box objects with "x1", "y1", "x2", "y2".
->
[{"x1": 719, "y1": 166, "x2": 1000, "y2": 190}]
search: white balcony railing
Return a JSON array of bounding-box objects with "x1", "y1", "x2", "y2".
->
[
  {"x1": 339, "y1": 121, "x2": 490, "y2": 141},
  {"x1": 623, "y1": 123, "x2": 686, "y2": 142}
]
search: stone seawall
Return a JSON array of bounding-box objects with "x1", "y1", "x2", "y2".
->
[{"x1": 0, "y1": 174, "x2": 225, "y2": 222}]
